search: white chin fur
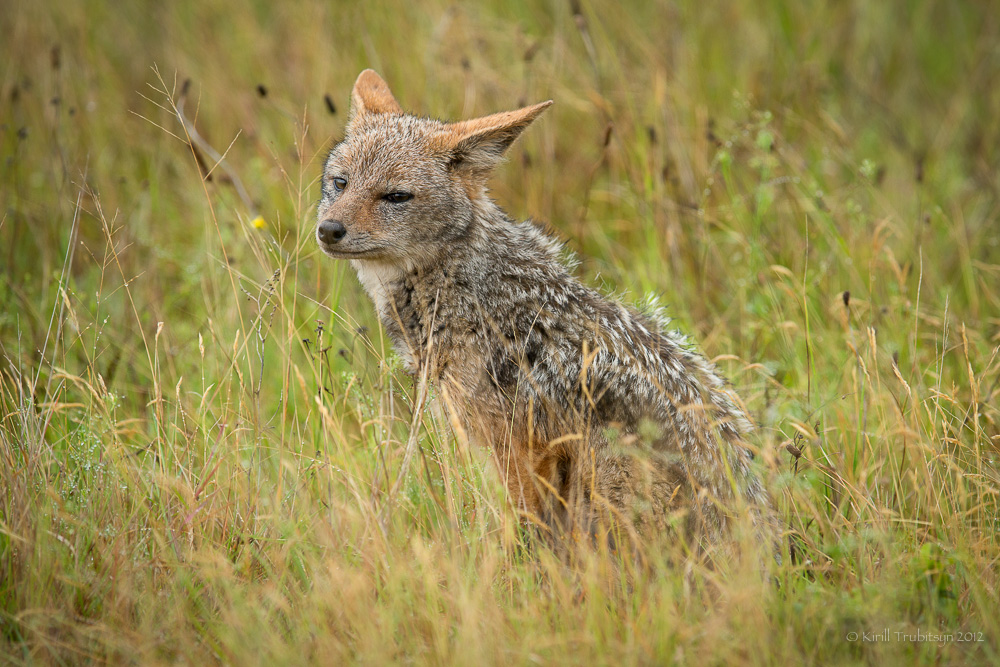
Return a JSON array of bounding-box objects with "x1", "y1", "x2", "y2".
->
[{"x1": 351, "y1": 258, "x2": 411, "y2": 318}]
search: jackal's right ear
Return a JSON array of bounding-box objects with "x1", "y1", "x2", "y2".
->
[
  {"x1": 446, "y1": 100, "x2": 553, "y2": 177},
  {"x1": 348, "y1": 69, "x2": 403, "y2": 124}
]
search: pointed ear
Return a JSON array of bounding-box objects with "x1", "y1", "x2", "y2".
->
[
  {"x1": 349, "y1": 69, "x2": 402, "y2": 124},
  {"x1": 447, "y1": 100, "x2": 553, "y2": 176}
]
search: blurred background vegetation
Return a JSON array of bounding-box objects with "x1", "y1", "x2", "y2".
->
[{"x1": 1, "y1": 0, "x2": 998, "y2": 664}]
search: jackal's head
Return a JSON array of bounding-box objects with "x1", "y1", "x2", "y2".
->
[{"x1": 317, "y1": 69, "x2": 551, "y2": 266}]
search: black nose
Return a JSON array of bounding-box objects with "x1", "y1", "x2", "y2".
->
[{"x1": 318, "y1": 219, "x2": 347, "y2": 244}]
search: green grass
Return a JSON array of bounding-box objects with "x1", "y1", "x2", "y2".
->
[{"x1": 2, "y1": 0, "x2": 999, "y2": 663}]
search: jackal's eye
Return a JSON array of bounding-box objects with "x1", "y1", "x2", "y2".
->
[
  {"x1": 383, "y1": 192, "x2": 413, "y2": 204},
  {"x1": 331, "y1": 177, "x2": 347, "y2": 192}
]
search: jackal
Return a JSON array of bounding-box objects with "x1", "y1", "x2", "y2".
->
[{"x1": 317, "y1": 70, "x2": 778, "y2": 557}]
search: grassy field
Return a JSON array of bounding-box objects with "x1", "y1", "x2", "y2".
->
[{"x1": 2, "y1": 0, "x2": 999, "y2": 663}]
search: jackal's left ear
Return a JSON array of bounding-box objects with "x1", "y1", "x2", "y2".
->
[
  {"x1": 349, "y1": 69, "x2": 403, "y2": 123},
  {"x1": 447, "y1": 100, "x2": 553, "y2": 176}
]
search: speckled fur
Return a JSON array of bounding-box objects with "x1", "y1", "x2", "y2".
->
[{"x1": 318, "y1": 70, "x2": 778, "y2": 555}]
